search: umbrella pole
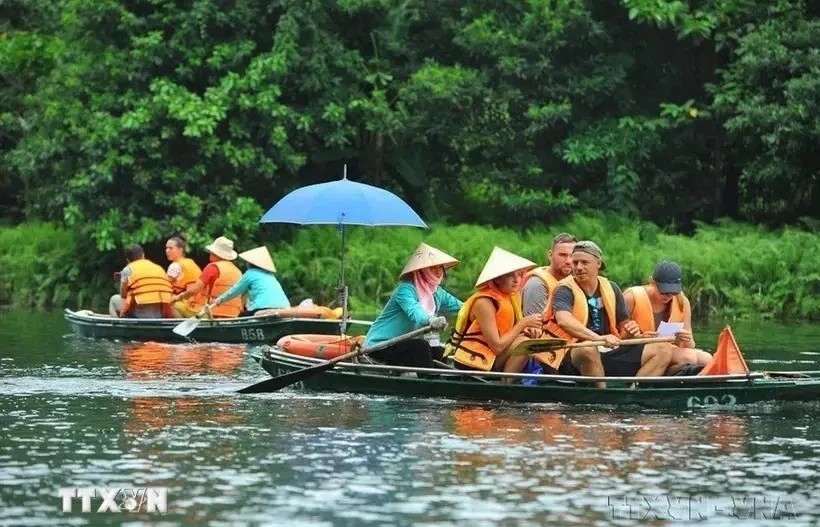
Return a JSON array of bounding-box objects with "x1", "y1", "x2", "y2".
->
[{"x1": 339, "y1": 223, "x2": 348, "y2": 335}]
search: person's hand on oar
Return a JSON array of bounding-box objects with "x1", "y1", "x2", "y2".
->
[
  {"x1": 510, "y1": 335, "x2": 676, "y2": 357},
  {"x1": 600, "y1": 333, "x2": 620, "y2": 348}
]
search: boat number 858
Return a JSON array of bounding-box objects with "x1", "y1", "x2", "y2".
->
[
  {"x1": 240, "y1": 328, "x2": 266, "y2": 340},
  {"x1": 686, "y1": 394, "x2": 737, "y2": 408}
]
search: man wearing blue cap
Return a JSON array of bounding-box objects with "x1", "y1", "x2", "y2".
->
[{"x1": 624, "y1": 261, "x2": 712, "y2": 374}]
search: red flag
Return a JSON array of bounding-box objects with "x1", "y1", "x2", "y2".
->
[{"x1": 698, "y1": 326, "x2": 750, "y2": 376}]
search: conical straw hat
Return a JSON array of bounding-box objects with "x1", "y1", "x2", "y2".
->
[
  {"x1": 474, "y1": 247, "x2": 537, "y2": 287},
  {"x1": 238, "y1": 246, "x2": 276, "y2": 273},
  {"x1": 399, "y1": 242, "x2": 459, "y2": 278}
]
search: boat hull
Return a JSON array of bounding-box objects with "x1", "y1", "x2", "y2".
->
[
  {"x1": 257, "y1": 349, "x2": 820, "y2": 410},
  {"x1": 64, "y1": 309, "x2": 371, "y2": 343}
]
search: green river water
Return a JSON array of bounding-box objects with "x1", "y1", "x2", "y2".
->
[{"x1": 1, "y1": 309, "x2": 818, "y2": 526}]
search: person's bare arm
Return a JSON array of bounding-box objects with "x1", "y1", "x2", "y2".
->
[
  {"x1": 556, "y1": 310, "x2": 619, "y2": 347},
  {"x1": 473, "y1": 298, "x2": 541, "y2": 353},
  {"x1": 174, "y1": 280, "x2": 204, "y2": 302},
  {"x1": 623, "y1": 289, "x2": 635, "y2": 314},
  {"x1": 678, "y1": 296, "x2": 695, "y2": 348}
]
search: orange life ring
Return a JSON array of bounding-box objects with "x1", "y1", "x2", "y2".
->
[
  {"x1": 277, "y1": 334, "x2": 362, "y2": 359},
  {"x1": 255, "y1": 306, "x2": 344, "y2": 319}
]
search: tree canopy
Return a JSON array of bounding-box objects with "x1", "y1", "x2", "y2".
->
[{"x1": 1, "y1": 0, "x2": 817, "y2": 251}]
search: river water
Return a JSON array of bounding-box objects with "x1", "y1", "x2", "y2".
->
[{"x1": 1, "y1": 309, "x2": 818, "y2": 526}]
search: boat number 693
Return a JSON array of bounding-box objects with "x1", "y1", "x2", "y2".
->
[
  {"x1": 686, "y1": 394, "x2": 737, "y2": 408},
  {"x1": 240, "y1": 328, "x2": 266, "y2": 341}
]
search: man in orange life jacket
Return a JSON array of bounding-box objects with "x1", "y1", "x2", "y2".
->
[
  {"x1": 624, "y1": 260, "x2": 712, "y2": 374},
  {"x1": 108, "y1": 244, "x2": 174, "y2": 318},
  {"x1": 171, "y1": 236, "x2": 243, "y2": 318},
  {"x1": 522, "y1": 232, "x2": 576, "y2": 317},
  {"x1": 544, "y1": 241, "x2": 673, "y2": 388}
]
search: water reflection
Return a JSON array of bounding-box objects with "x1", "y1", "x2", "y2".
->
[
  {"x1": 120, "y1": 342, "x2": 245, "y2": 435},
  {"x1": 1, "y1": 310, "x2": 819, "y2": 526},
  {"x1": 121, "y1": 341, "x2": 245, "y2": 378}
]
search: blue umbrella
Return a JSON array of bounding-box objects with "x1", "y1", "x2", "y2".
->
[{"x1": 260, "y1": 166, "x2": 427, "y2": 332}]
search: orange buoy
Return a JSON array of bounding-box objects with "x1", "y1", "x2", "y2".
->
[
  {"x1": 255, "y1": 306, "x2": 344, "y2": 319},
  {"x1": 277, "y1": 334, "x2": 362, "y2": 360}
]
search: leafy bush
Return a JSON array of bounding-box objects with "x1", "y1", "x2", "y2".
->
[
  {"x1": 0, "y1": 223, "x2": 109, "y2": 309},
  {"x1": 269, "y1": 214, "x2": 818, "y2": 320},
  {"x1": 2, "y1": 217, "x2": 816, "y2": 320}
]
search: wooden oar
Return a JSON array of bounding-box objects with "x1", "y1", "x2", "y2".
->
[
  {"x1": 237, "y1": 324, "x2": 435, "y2": 394},
  {"x1": 511, "y1": 336, "x2": 676, "y2": 356}
]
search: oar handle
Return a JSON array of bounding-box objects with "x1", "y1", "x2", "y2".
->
[{"x1": 567, "y1": 336, "x2": 676, "y2": 348}]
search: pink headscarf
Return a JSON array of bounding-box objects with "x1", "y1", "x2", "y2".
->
[{"x1": 412, "y1": 267, "x2": 443, "y2": 315}]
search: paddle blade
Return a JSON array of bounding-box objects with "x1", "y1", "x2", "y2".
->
[
  {"x1": 238, "y1": 361, "x2": 336, "y2": 394},
  {"x1": 510, "y1": 337, "x2": 567, "y2": 357},
  {"x1": 172, "y1": 317, "x2": 200, "y2": 337}
]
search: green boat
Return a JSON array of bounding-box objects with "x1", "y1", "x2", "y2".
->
[
  {"x1": 254, "y1": 346, "x2": 820, "y2": 410},
  {"x1": 64, "y1": 308, "x2": 371, "y2": 343}
]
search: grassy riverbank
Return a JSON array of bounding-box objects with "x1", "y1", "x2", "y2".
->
[{"x1": 1, "y1": 215, "x2": 817, "y2": 320}]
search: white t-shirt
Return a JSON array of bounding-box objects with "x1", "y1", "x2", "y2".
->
[{"x1": 167, "y1": 262, "x2": 183, "y2": 281}]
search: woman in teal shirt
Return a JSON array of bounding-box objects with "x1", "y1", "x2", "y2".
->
[
  {"x1": 209, "y1": 246, "x2": 290, "y2": 316},
  {"x1": 365, "y1": 242, "x2": 463, "y2": 368}
]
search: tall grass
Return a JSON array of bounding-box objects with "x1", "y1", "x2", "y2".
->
[
  {"x1": 270, "y1": 213, "x2": 819, "y2": 320},
  {"x1": 1, "y1": 215, "x2": 817, "y2": 320},
  {"x1": 0, "y1": 223, "x2": 110, "y2": 309}
]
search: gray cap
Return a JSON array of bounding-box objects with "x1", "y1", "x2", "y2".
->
[
  {"x1": 652, "y1": 261, "x2": 682, "y2": 294},
  {"x1": 573, "y1": 240, "x2": 606, "y2": 270}
]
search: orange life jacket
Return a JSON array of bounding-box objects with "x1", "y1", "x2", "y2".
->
[
  {"x1": 446, "y1": 286, "x2": 521, "y2": 371},
  {"x1": 523, "y1": 266, "x2": 559, "y2": 294},
  {"x1": 626, "y1": 285, "x2": 686, "y2": 333},
  {"x1": 538, "y1": 276, "x2": 618, "y2": 369},
  {"x1": 191, "y1": 261, "x2": 243, "y2": 318},
  {"x1": 122, "y1": 259, "x2": 174, "y2": 314},
  {"x1": 544, "y1": 276, "x2": 618, "y2": 340},
  {"x1": 170, "y1": 257, "x2": 202, "y2": 295}
]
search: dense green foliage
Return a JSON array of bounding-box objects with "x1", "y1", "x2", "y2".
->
[
  {"x1": 0, "y1": 223, "x2": 109, "y2": 308},
  {"x1": 1, "y1": 0, "x2": 817, "y2": 245},
  {"x1": 0, "y1": 0, "x2": 816, "y2": 315},
  {"x1": 3, "y1": 217, "x2": 817, "y2": 320}
]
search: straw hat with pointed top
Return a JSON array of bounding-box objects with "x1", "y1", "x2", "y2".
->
[
  {"x1": 399, "y1": 242, "x2": 459, "y2": 278},
  {"x1": 205, "y1": 235, "x2": 238, "y2": 261},
  {"x1": 474, "y1": 247, "x2": 537, "y2": 287},
  {"x1": 239, "y1": 246, "x2": 276, "y2": 273}
]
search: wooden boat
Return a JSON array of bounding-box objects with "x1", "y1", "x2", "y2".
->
[
  {"x1": 254, "y1": 346, "x2": 820, "y2": 410},
  {"x1": 64, "y1": 308, "x2": 371, "y2": 343}
]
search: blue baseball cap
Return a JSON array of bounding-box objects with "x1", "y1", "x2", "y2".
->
[{"x1": 652, "y1": 261, "x2": 682, "y2": 294}]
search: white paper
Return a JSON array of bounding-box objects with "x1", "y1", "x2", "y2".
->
[{"x1": 657, "y1": 321, "x2": 684, "y2": 338}]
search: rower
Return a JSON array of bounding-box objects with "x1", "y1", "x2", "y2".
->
[
  {"x1": 171, "y1": 236, "x2": 243, "y2": 318},
  {"x1": 363, "y1": 243, "x2": 462, "y2": 368}
]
